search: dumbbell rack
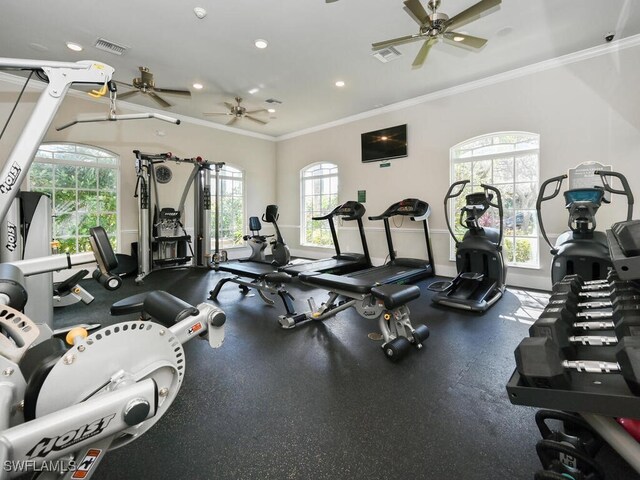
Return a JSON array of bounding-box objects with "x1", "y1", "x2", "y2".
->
[{"x1": 507, "y1": 223, "x2": 640, "y2": 474}]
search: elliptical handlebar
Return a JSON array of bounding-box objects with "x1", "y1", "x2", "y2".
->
[
  {"x1": 481, "y1": 183, "x2": 504, "y2": 248},
  {"x1": 536, "y1": 174, "x2": 567, "y2": 254},
  {"x1": 444, "y1": 181, "x2": 469, "y2": 246},
  {"x1": 594, "y1": 170, "x2": 634, "y2": 221}
]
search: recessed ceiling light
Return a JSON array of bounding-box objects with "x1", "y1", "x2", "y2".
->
[
  {"x1": 453, "y1": 35, "x2": 465, "y2": 42},
  {"x1": 254, "y1": 39, "x2": 268, "y2": 49},
  {"x1": 248, "y1": 88, "x2": 259, "y2": 95},
  {"x1": 335, "y1": 80, "x2": 345, "y2": 87},
  {"x1": 267, "y1": 108, "x2": 276, "y2": 113},
  {"x1": 66, "y1": 42, "x2": 83, "y2": 52},
  {"x1": 193, "y1": 83, "x2": 204, "y2": 90}
]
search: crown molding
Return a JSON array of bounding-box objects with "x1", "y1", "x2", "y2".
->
[
  {"x1": 3, "y1": 33, "x2": 639, "y2": 144},
  {"x1": 276, "y1": 33, "x2": 640, "y2": 141}
]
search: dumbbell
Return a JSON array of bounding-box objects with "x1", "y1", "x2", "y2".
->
[
  {"x1": 514, "y1": 335, "x2": 640, "y2": 394},
  {"x1": 553, "y1": 276, "x2": 640, "y2": 300},
  {"x1": 554, "y1": 272, "x2": 622, "y2": 294},
  {"x1": 535, "y1": 300, "x2": 640, "y2": 341},
  {"x1": 530, "y1": 307, "x2": 617, "y2": 353}
]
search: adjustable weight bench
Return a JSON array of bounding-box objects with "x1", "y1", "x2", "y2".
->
[
  {"x1": 209, "y1": 261, "x2": 297, "y2": 315},
  {"x1": 281, "y1": 272, "x2": 429, "y2": 361}
]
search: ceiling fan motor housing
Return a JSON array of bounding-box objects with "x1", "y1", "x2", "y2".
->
[{"x1": 427, "y1": 12, "x2": 449, "y2": 36}]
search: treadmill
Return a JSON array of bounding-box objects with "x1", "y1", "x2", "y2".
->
[
  {"x1": 346, "y1": 198, "x2": 435, "y2": 285},
  {"x1": 282, "y1": 201, "x2": 372, "y2": 276}
]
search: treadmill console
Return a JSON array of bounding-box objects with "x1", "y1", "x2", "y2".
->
[
  {"x1": 377, "y1": 198, "x2": 430, "y2": 219},
  {"x1": 335, "y1": 201, "x2": 366, "y2": 220}
]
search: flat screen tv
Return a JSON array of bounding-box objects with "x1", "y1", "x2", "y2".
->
[{"x1": 361, "y1": 124, "x2": 407, "y2": 163}]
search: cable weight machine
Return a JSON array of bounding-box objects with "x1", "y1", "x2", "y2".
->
[{"x1": 134, "y1": 150, "x2": 223, "y2": 284}]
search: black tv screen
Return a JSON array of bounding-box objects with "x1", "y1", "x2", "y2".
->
[{"x1": 361, "y1": 124, "x2": 407, "y2": 163}]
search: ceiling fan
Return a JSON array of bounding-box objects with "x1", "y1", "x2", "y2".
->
[
  {"x1": 203, "y1": 97, "x2": 269, "y2": 126},
  {"x1": 116, "y1": 66, "x2": 191, "y2": 108},
  {"x1": 372, "y1": 0, "x2": 501, "y2": 69}
]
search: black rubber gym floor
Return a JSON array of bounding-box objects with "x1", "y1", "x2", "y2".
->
[{"x1": 53, "y1": 268, "x2": 640, "y2": 479}]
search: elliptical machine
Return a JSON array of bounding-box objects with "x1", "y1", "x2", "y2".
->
[
  {"x1": 537, "y1": 169, "x2": 634, "y2": 284},
  {"x1": 241, "y1": 205, "x2": 291, "y2": 266},
  {"x1": 429, "y1": 180, "x2": 507, "y2": 312}
]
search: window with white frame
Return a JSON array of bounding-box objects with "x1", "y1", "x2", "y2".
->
[
  {"x1": 29, "y1": 143, "x2": 119, "y2": 254},
  {"x1": 211, "y1": 165, "x2": 245, "y2": 249},
  {"x1": 300, "y1": 163, "x2": 338, "y2": 247},
  {"x1": 450, "y1": 132, "x2": 540, "y2": 267}
]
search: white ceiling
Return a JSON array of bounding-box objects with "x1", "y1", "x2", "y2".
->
[{"x1": 1, "y1": 0, "x2": 639, "y2": 137}]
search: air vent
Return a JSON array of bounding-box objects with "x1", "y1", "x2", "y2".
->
[
  {"x1": 372, "y1": 46, "x2": 402, "y2": 63},
  {"x1": 94, "y1": 38, "x2": 129, "y2": 56},
  {"x1": 265, "y1": 98, "x2": 283, "y2": 104}
]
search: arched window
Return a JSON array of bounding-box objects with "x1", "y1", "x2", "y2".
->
[
  {"x1": 29, "y1": 143, "x2": 119, "y2": 253},
  {"x1": 450, "y1": 132, "x2": 540, "y2": 267},
  {"x1": 211, "y1": 165, "x2": 245, "y2": 248},
  {"x1": 300, "y1": 163, "x2": 338, "y2": 246}
]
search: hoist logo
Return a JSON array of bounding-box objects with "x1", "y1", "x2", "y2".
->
[
  {"x1": 5, "y1": 222, "x2": 17, "y2": 252},
  {"x1": 26, "y1": 414, "x2": 116, "y2": 459},
  {"x1": 0, "y1": 162, "x2": 21, "y2": 194}
]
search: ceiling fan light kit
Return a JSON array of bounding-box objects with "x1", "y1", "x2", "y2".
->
[{"x1": 372, "y1": 0, "x2": 501, "y2": 69}]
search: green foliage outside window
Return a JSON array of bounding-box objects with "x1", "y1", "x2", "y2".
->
[
  {"x1": 451, "y1": 133, "x2": 539, "y2": 267},
  {"x1": 30, "y1": 144, "x2": 119, "y2": 254},
  {"x1": 210, "y1": 166, "x2": 245, "y2": 249}
]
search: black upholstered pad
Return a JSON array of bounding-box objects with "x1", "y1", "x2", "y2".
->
[
  {"x1": 217, "y1": 261, "x2": 279, "y2": 277},
  {"x1": 371, "y1": 284, "x2": 420, "y2": 309},
  {"x1": 110, "y1": 292, "x2": 149, "y2": 315},
  {"x1": 298, "y1": 272, "x2": 372, "y2": 294},
  {"x1": 264, "y1": 272, "x2": 293, "y2": 283}
]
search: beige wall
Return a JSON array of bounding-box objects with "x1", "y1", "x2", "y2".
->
[
  {"x1": 0, "y1": 83, "x2": 276, "y2": 256},
  {"x1": 275, "y1": 44, "x2": 640, "y2": 290}
]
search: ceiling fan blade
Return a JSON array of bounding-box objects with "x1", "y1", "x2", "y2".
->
[
  {"x1": 224, "y1": 102, "x2": 235, "y2": 110},
  {"x1": 443, "y1": 32, "x2": 487, "y2": 49},
  {"x1": 412, "y1": 38, "x2": 437, "y2": 68},
  {"x1": 116, "y1": 90, "x2": 139, "y2": 100},
  {"x1": 446, "y1": 0, "x2": 501, "y2": 31},
  {"x1": 403, "y1": 0, "x2": 430, "y2": 26},
  {"x1": 245, "y1": 115, "x2": 268, "y2": 125},
  {"x1": 226, "y1": 117, "x2": 239, "y2": 126},
  {"x1": 246, "y1": 109, "x2": 268, "y2": 114},
  {"x1": 114, "y1": 80, "x2": 135, "y2": 88},
  {"x1": 372, "y1": 34, "x2": 423, "y2": 51},
  {"x1": 203, "y1": 112, "x2": 232, "y2": 116},
  {"x1": 154, "y1": 87, "x2": 191, "y2": 96},
  {"x1": 148, "y1": 91, "x2": 172, "y2": 108}
]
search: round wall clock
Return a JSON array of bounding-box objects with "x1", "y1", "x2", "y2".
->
[{"x1": 155, "y1": 165, "x2": 173, "y2": 184}]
